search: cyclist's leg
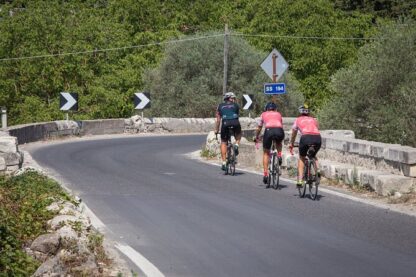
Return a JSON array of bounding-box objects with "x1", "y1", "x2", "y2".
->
[
  {"x1": 275, "y1": 127, "x2": 285, "y2": 164},
  {"x1": 220, "y1": 121, "x2": 229, "y2": 170},
  {"x1": 310, "y1": 135, "x2": 322, "y2": 175},
  {"x1": 262, "y1": 128, "x2": 273, "y2": 183},
  {"x1": 297, "y1": 135, "x2": 309, "y2": 186},
  {"x1": 233, "y1": 121, "x2": 242, "y2": 155}
]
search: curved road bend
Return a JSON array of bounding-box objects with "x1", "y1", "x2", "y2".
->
[{"x1": 28, "y1": 135, "x2": 416, "y2": 277}]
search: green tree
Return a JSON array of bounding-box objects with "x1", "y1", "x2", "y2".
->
[
  {"x1": 229, "y1": 0, "x2": 375, "y2": 109},
  {"x1": 143, "y1": 33, "x2": 304, "y2": 118},
  {"x1": 332, "y1": 0, "x2": 416, "y2": 18},
  {"x1": 318, "y1": 19, "x2": 416, "y2": 146}
]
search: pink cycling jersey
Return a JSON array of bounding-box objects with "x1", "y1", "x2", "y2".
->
[
  {"x1": 292, "y1": 115, "x2": 320, "y2": 135},
  {"x1": 258, "y1": 111, "x2": 283, "y2": 128}
]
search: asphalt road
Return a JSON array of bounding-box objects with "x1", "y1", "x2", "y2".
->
[{"x1": 28, "y1": 135, "x2": 416, "y2": 277}]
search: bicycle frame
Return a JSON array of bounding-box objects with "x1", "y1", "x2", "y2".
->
[
  {"x1": 267, "y1": 139, "x2": 280, "y2": 189},
  {"x1": 301, "y1": 145, "x2": 319, "y2": 200},
  {"x1": 225, "y1": 127, "x2": 236, "y2": 176}
]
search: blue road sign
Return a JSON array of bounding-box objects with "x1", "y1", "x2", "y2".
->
[{"x1": 264, "y1": 83, "x2": 286, "y2": 95}]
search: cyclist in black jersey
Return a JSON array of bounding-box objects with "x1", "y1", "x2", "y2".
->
[{"x1": 215, "y1": 92, "x2": 242, "y2": 171}]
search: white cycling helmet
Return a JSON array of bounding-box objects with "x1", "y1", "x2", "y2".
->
[
  {"x1": 298, "y1": 104, "x2": 310, "y2": 115},
  {"x1": 223, "y1": 92, "x2": 236, "y2": 101}
]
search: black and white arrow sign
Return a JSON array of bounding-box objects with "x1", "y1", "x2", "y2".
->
[
  {"x1": 60, "y1": 92, "x2": 78, "y2": 111},
  {"x1": 134, "y1": 92, "x2": 151, "y2": 109},
  {"x1": 243, "y1": 94, "x2": 254, "y2": 110}
]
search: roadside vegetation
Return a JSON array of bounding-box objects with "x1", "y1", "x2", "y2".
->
[
  {"x1": 0, "y1": 0, "x2": 415, "y2": 146},
  {"x1": 0, "y1": 171, "x2": 72, "y2": 276}
]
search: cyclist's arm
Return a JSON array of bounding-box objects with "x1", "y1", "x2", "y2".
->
[
  {"x1": 290, "y1": 129, "x2": 298, "y2": 145},
  {"x1": 215, "y1": 109, "x2": 221, "y2": 134},
  {"x1": 255, "y1": 125, "x2": 262, "y2": 139}
]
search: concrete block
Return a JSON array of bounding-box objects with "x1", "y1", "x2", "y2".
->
[
  {"x1": 355, "y1": 169, "x2": 389, "y2": 191},
  {"x1": 0, "y1": 136, "x2": 18, "y2": 153},
  {"x1": 321, "y1": 130, "x2": 355, "y2": 139},
  {"x1": 0, "y1": 156, "x2": 5, "y2": 171},
  {"x1": 401, "y1": 164, "x2": 416, "y2": 178},
  {"x1": 374, "y1": 174, "x2": 414, "y2": 196},
  {"x1": 316, "y1": 160, "x2": 347, "y2": 180},
  {"x1": 322, "y1": 137, "x2": 349, "y2": 152},
  {"x1": 347, "y1": 139, "x2": 371, "y2": 156},
  {"x1": 402, "y1": 147, "x2": 416, "y2": 164},
  {"x1": 333, "y1": 164, "x2": 356, "y2": 184},
  {"x1": 370, "y1": 142, "x2": 388, "y2": 158},
  {"x1": 78, "y1": 119, "x2": 125, "y2": 135},
  {"x1": 3, "y1": 151, "x2": 23, "y2": 166}
]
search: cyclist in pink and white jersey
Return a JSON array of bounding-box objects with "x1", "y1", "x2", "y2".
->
[
  {"x1": 255, "y1": 102, "x2": 285, "y2": 184},
  {"x1": 289, "y1": 104, "x2": 322, "y2": 187}
]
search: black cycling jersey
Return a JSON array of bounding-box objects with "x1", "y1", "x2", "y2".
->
[{"x1": 217, "y1": 102, "x2": 240, "y2": 121}]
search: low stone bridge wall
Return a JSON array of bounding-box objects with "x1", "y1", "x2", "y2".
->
[{"x1": 1, "y1": 117, "x2": 416, "y2": 196}]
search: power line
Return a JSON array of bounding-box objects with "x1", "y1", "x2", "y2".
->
[
  {"x1": 0, "y1": 33, "x2": 225, "y2": 62},
  {"x1": 0, "y1": 31, "x2": 380, "y2": 62},
  {"x1": 232, "y1": 32, "x2": 379, "y2": 41}
]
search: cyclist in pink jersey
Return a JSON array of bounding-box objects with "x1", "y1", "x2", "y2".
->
[
  {"x1": 255, "y1": 102, "x2": 285, "y2": 184},
  {"x1": 289, "y1": 105, "x2": 322, "y2": 187}
]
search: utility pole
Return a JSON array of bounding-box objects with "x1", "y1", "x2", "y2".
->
[{"x1": 223, "y1": 24, "x2": 229, "y2": 96}]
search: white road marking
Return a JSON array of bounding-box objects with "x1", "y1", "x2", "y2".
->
[
  {"x1": 115, "y1": 243, "x2": 165, "y2": 277},
  {"x1": 81, "y1": 201, "x2": 165, "y2": 276}
]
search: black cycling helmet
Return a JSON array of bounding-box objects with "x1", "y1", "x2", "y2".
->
[
  {"x1": 298, "y1": 104, "x2": 310, "y2": 115},
  {"x1": 264, "y1": 102, "x2": 277, "y2": 111}
]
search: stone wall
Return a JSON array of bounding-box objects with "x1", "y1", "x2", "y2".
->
[
  {"x1": 0, "y1": 132, "x2": 23, "y2": 174},
  {"x1": 3, "y1": 117, "x2": 416, "y2": 195}
]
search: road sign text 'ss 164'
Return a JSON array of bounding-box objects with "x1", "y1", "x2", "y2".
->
[{"x1": 264, "y1": 83, "x2": 286, "y2": 95}]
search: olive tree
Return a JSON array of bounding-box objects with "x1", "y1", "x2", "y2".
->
[
  {"x1": 143, "y1": 33, "x2": 304, "y2": 118},
  {"x1": 319, "y1": 19, "x2": 416, "y2": 146}
]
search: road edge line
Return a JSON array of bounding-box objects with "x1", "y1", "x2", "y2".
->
[{"x1": 115, "y1": 243, "x2": 165, "y2": 277}]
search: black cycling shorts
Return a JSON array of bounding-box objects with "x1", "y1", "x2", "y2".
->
[
  {"x1": 299, "y1": 134, "x2": 322, "y2": 157},
  {"x1": 221, "y1": 119, "x2": 241, "y2": 142},
  {"x1": 263, "y1": 127, "x2": 285, "y2": 150}
]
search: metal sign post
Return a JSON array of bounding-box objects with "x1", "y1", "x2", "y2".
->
[
  {"x1": 261, "y1": 49, "x2": 289, "y2": 100},
  {"x1": 134, "y1": 92, "x2": 151, "y2": 131},
  {"x1": 1, "y1": 107, "x2": 7, "y2": 129}
]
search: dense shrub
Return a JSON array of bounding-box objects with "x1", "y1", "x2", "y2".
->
[{"x1": 318, "y1": 19, "x2": 416, "y2": 147}]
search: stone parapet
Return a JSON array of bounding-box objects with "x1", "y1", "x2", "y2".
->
[
  {"x1": 320, "y1": 135, "x2": 416, "y2": 177},
  {"x1": 78, "y1": 119, "x2": 125, "y2": 136},
  {"x1": 204, "y1": 130, "x2": 416, "y2": 196},
  {"x1": 0, "y1": 134, "x2": 23, "y2": 173},
  {"x1": 320, "y1": 160, "x2": 415, "y2": 196}
]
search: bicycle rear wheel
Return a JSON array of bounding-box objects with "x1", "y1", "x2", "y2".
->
[
  {"x1": 308, "y1": 161, "x2": 319, "y2": 200},
  {"x1": 227, "y1": 146, "x2": 236, "y2": 176},
  {"x1": 271, "y1": 154, "x2": 279, "y2": 190},
  {"x1": 298, "y1": 164, "x2": 307, "y2": 198},
  {"x1": 266, "y1": 155, "x2": 272, "y2": 188}
]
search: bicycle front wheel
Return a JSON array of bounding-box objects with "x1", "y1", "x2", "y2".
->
[{"x1": 308, "y1": 161, "x2": 319, "y2": 200}]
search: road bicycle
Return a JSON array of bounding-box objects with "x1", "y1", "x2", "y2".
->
[
  {"x1": 266, "y1": 139, "x2": 281, "y2": 189},
  {"x1": 298, "y1": 145, "x2": 320, "y2": 200},
  {"x1": 216, "y1": 127, "x2": 237, "y2": 176}
]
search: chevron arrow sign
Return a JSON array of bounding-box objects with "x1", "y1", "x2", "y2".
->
[
  {"x1": 243, "y1": 94, "x2": 254, "y2": 110},
  {"x1": 134, "y1": 92, "x2": 151, "y2": 109},
  {"x1": 60, "y1": 92, "x2": 78, "y2": 111}
]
